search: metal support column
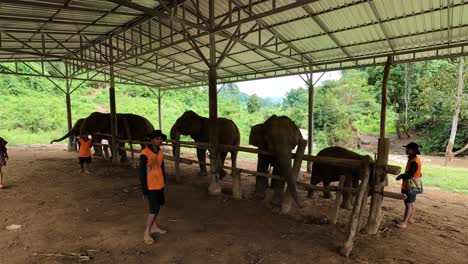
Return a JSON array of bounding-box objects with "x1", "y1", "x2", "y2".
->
[{"x1": 307, "y1": 72, "x2": 314, "y2": 172}]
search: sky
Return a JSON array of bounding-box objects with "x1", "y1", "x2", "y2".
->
[{"x1": 235, "y1": 71, "x2": 342, "y2": 98}]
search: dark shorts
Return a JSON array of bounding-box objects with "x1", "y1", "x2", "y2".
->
[
  {"x1": 79, "y1": 157, "x2": 92, "y2": 165},
  {"x1": 147, "y1": 188, "x2": 165, "y2": 214},
  {"x1": 402, "y1": 190, "x2": 417, "y2": 203}
]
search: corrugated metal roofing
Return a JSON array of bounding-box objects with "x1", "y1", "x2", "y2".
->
[{"x1": 0, "y1": 0, "x2": 467, "y2": 89}]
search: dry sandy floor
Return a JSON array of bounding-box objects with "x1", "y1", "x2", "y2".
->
[{"x1": 0, "y1": 145, "x2": 467, "y2": 264}]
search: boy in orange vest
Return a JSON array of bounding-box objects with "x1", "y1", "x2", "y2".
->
[
  {"x1": 139, "y1": 130, "x2": 167, "y2": 244},
  {"x1": 0, "y1": 137, "x2": 8, "y2": 189},
  {"x1": 395, "y1": 142, "x2": 422, "y2": 229},
  {"x1": 78, "y1": 133, "x2": 93, "y2": 174}
]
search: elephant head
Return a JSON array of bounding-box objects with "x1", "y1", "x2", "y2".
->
[
  {"x1": 250, "y1": 115, "x2": 303, "y2": 208},
  {"x1": 170, "y1": 111, "x2": 203, "y2": 140}
]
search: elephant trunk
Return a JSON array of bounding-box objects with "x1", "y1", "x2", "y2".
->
[
  {"x1": 277, "y1": 153, "x2": 301, "y2": 207},
  {"x1": 50, "y1": 129, "x2": 74, "y2": 144}
]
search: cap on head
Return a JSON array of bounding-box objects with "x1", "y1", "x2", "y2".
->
[
  {"x1": 149, "y1": 130, "x2": 167, "y2": 141},
  {"x1": 403, "y1": 142, "x2": 420, "y2": 154}
]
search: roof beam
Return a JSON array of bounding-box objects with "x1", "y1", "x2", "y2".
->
[
  {"x1": 106, "y1": 0, "x2": 209, "y2": 32},
  {"x1": 0, "y1": 0, "x2": 139, "y2": 16},
  {"x1": 367, "y1": 0, "x2": 395, "y2": 52},
  {"x1": 214, "y1": 0, "x2": 318, "y2": 32},
  {"x1": 301, "y1": 5, "x2": 354, "y2": 60}
]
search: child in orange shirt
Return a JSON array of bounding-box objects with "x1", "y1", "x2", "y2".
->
[{"x1": 78, "y1": 133, "x2": 93, "y2": 174}]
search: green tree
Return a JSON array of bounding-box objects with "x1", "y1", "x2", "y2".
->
[{"x1": 247, "y1": 94, "x2": 262, "y2": 113}]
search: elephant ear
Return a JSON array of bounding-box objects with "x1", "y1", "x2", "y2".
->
[{"x1": 249, "y1": 124, "x2": 265, "y2": 147}]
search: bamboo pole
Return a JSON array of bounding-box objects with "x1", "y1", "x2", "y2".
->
[
  {"x1": 340, "y1": 156, "x2": 371, "y2": 257},
  {"x1": 331, "y1": 175, "x2": 346, "y2": 224}
]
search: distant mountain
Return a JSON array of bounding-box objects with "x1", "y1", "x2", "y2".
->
[{"x1": 261, "y1": 97, "x2": 283, "y2": 107}]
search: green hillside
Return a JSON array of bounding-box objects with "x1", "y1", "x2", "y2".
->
[{"x1": 0, "y1": 60, "x2": 467, "y2": 155}]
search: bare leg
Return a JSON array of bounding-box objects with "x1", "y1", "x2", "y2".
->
[
  {"x1": 150, "y1": 214, "x2": 167, "y2": 234},
  {"x1": 85, "y1": 162, "x2": 90, "y2": 174},
  {"x1": 0, "y1": 168, "x2": 4, "y2": 188},
  {"x1": 397, "y1": 203, "x2": 413, "y2": 228},
  {"x1": 144, "y1": 214, "x2": 156, "y2": 244}
]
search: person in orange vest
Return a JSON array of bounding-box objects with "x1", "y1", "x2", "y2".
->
[
  {"x1": 0, "y1": 137, "x2": 8, "y2": 189},
  {"x1": 139, "y1": 130, "x2": 167, "y2": 245},
  {"x1": 395, "y1": 142, "x2": 423, "y2": 229},
  {"x1": 78, "y1": 132, "x2": 93, "y2": 174}
]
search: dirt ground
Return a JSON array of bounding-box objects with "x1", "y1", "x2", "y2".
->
[{"x1": 1, "y1": 145, "x2": 467, "y2": 264}]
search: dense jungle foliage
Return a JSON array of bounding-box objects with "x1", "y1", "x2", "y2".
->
[{"x1": 0, "y1": 59, "x2": 466, "y2": 154}]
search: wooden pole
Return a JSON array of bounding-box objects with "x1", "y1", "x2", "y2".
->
[
  {"x1": 65, "y1": 63, "x2": 74, "y2": 152},
  {"x1": 331, "y1": 175, "x2": 346, "y2": 224},
  {"x1": 232, "y1": 168, "x2": 242, "y2": 199},
  {"x1": 207, "y1": 0, "x2": 221, "y2": 196},
  {"x1": 307, "y1": 72, "x2": 314, "y2": 172},
  {"x1": 340, "y1": 156, "x2": 371, "y2": 257},
  {"x1": 174, "y1": 131, "x2": 181, "y2": 183},
  {"x1": 281, "y1": 139, "x2": 307, "y2": 214},
  {"x1": 109, "y1": 39, "x2": 119, "y2": 164},
  {"x1": 158, "y1": 88, "x2": 162, "y2": 130},
  {"x1": 366, "y1": 56, "x2": 392, "y2": 234}
]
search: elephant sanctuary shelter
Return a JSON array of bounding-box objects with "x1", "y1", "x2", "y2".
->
[{"x1": 1, "y1": 0, "x2": 468, "y2": 263}]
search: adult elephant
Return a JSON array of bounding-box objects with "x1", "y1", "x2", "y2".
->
[
  {"x1": 249, "y1": 115, "x2": 304, "y2": 208},
  {"x1": 170, "y1": 110, "x2": 240, "y2": 178},
  {"x1": 308, "y1": 146, "x2": 374, "y2": 209},
  {"x1": 79, "y1": 112, "x2": 154, "y2": 162}
]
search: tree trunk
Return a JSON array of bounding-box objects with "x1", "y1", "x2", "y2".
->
[{"x1": 445, "y1": 57, "x2": 465, "y2": 165}]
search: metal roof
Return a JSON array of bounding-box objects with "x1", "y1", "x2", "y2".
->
[{"x1": 0, "y1": 0, "x2": 467, "y2": 89}]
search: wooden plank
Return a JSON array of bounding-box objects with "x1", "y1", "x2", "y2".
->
[{"x1": 282, "y1": 139, "x2": 307, "y2": 213}]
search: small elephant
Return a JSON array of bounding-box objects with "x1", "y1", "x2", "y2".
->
[
  {"x1": 79, "y1": 112, "x2": 154, "y2": 162},
  {"x1": 170, "y1": 110, "x2": 240, "y2": 178},
  {"x1": 308, "y1": 146, "x2": 374, "y2": 209},
  {"x1": 249, "y1": 115, "x2": 303, "y2": 208}
]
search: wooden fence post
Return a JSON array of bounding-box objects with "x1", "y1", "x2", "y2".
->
[
  {"x1": 281, "y1": 139, "x2": 307, "y2": 214},
  {"x1": 174, "y1": 131, "x2": 181, "y2": 183},
  {"x1": 331, "y1": 175, "x2": 346, "y2": 225},
  {"x1": 232, "y1": 168, "x2": 242, "y2": 199},
  {"x1": 340, "y1": 156, "x2": 371, "y2": 257}
]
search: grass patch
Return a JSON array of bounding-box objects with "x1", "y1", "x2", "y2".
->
[
  {"x1": 389, "y1": 162, "x2": 468, "y2": 194},
  {"x1": 0, "y1": 129, "x2": 64, "y2": 146}
]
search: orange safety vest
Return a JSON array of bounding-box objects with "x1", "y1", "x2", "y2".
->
[
  {"x1": 402, "y1": 155, "x2": 422, "y2": 191},
  {"x1": 141, "y1": 146, "x2": 165, "y2": 190},
  {"x1": 79, "y1": 138, "x2": 92, "y2": 158}
]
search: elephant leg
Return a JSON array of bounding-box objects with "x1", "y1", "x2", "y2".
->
[
  {"x1": 196, "y1": 148, "x2": 208, "y2": 177},
  {"x1": 308, "y1": 175, "x2": 322, "y2": 198},
  {"x1": 218, "y1": 152, "x2": 228, "y2": 179},
  {"x1": 119, "y1": 143, "x2": 128, "y2": 163},
  {"x1": 254, "y1": 155, "x2": 270, "y2": 199},
  {"x1": 341, "y1": 175, "x2": 353, "y2": 209},
  {"x1": 271, "y1": 165, "x2": 285, "y2": 207},
  {"x1": 323, "y1": 179, "x2": 333, "y2": 199}
]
